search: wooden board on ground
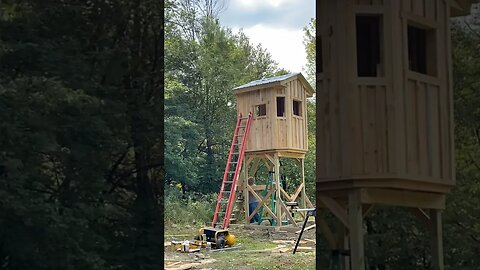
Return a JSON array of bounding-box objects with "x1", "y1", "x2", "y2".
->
[
  {"x1": 295, "y1": 224, "x2": 316, "y2": 234},
  {"x1": 165, "y1": 259, "x2": 216, "y2": 270}
]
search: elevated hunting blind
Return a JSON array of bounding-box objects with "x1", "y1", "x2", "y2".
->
[
  {"x1": 232, "y1": 73, "x2": 315, "y2": 227},
  {"x1": 316, "y1": 1, "x2": 477, "y2": 269}
]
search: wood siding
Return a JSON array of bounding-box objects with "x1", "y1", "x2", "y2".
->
[
  {"x1": 236, "y1": 78, "x2": 309, "y2": 153},
  {"x1": 317, "y1": 0, "x2": 454, "y2": 192}
]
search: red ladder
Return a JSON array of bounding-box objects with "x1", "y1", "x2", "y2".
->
[{"x1": 212, "y1": 112, "x2": 253, "y2": 229}]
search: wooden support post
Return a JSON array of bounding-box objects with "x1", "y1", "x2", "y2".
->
[
  {"x1": 244, "y1": 155, "x2": 250, "y2": 224},
  {"x1": 348, "y1": 190, "x2": 364, "y2": 270},
  {"x1": 300, "y1": 158, "x2": 307, "y2": 209},
  {"x1": 343, "y1": 229, "x2": 350, "y2": 270},
  {"x1": 430, "y1": 209, "x2": 444, "y2": 270},
  {"x1": 274, "y1": 153, "x2": 282, "y2": 226}
]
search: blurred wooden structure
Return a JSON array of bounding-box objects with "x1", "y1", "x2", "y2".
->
[{"x1": 316, "y1": 1, "x2": 478, "y2": 269}]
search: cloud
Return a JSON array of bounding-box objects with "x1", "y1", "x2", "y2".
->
[
  {"x1": 220, "y1": 0, "x2": 314, "y2": 29},
  {"x1": 233, "y1": 24, "x2": 307, "y2": 73}
]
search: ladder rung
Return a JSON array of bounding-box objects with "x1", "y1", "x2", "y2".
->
[
  {"x1": 230, "y1": 161, "x2": 238, "y2": 164},
  {"x1": 239, "y1": 125, "x2": 246, "y2": 128},
  {"x1": 225, "y1": 181, "x2": 233, "y2": 184}
]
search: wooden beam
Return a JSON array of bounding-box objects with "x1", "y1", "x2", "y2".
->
[
  {"x1": 349, "y1": 190, "x2": 365, "y2": 270},
  {"x1": 280, "y1": 187, "x2": 292, "y2": 202},
  {"x1": 408, "y1": 208, "x2": 431, "y2": 224},
  {"x1": 359, "y1": 188, "x2": 446, "y2": 209},
  {"x1": 319, "y1": 195, "x2": 349, "y2": 229},
  {"x1": 300, "y1": 158, "x2": 307, "y2": 209},
  {"x1": 264, "y1": 154, "x2": 276, "y2": 167},
  {"x1": 430, "y1": 209, "x2": 444, "y2": 270},
  {"x1": 250, "y1": 157, "x2": 260, "y2": 176},
  {"x1": 279, "y1": 200, "x2": 297, "y2": 226},
  {"x1": 274, "y1": 153, "x2": 282, "y2": 226},
  {"x1": 363, "y1": 204, "x2": 374, "y2": 218},
  {"x1": 290, "y1": 183, "x2": 304, "y2": 202},
  {"x1": 247, "y1": 187, "x2": 276, "y2": 221},
  {"x1": 305, "y1": 193, "x2": 314, "y2": 208},
  {"x1": 317, "y1": 217, "x2": 337, "y2": 249}
]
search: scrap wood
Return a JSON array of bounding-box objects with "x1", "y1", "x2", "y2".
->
[
  {"x1": 165, "y1": 259, "x2": 216, "y2": 270},
  {"x1": 295, "y1": 246, "x2": 314, "y2": 252},
  {"x1": 272, "y1": 247, "x2": 291, "y2": 253},
  {"x1": 166, "y1": 262, "x2": 182, "y2": 267},
  {"x1": 209, "y1": 245, "x2": 241, "y2": 252},
  {"x1": 295, "y1": 224, "x2": 316, "y2": 234},
  {"x1": 303, "y1": 238, "x2": 316, "y2": 244}
]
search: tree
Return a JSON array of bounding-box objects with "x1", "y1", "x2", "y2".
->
[
  {"x1": 0, "y1": 1, "x2": 163, "y2": 269},
  {"x1": 164, "y1": 1, "x2": 282, "y2": 193}
]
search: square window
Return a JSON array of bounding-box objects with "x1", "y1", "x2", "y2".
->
[
  {"x1": 293, "y1": 100, "x2": 302, "y2": 117},
  {"x1": 356, "y1": 15, "x2": 383, "y2": 77},
  {"x1": 408, "y1": 24, "x2": 437, "y2": 76},
  {"x1": 276, "y1": 97, "x2": 285, "y2": 117},
  {"x1": 255, "y1": 104, "x2": 266, "y2": 117}
]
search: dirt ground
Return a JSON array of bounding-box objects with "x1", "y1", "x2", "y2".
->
[{"x1": 164, "y1": 223, "x2": 316, "y2": 270}]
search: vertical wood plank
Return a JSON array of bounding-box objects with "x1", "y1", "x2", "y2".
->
[
  {"x1": 375, "y1": 86, "x2": 387, "y2": 173},
  {"x1": 427, "y1": 86, "x2": 441, "y2": 178},
  {"x1": 417, "y1": 82, "x2": 428, "y2": 176}
]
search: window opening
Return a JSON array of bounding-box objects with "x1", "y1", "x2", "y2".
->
[
  {"x1": 318, "y1": 36, "x2": 323, "y2": 73},
  {"x1": 255, "y1": 104, "x2": 266, "y2": 117},
  {"x1": 293, "y1": 100, "x2": 302, "y2": 117},
  {"x1": 356, "y1": 15, "x2": 382, "y2": 77},
  {"x1": 276, "y1": 97, "x2": 285, "y2": 117},
  {"x1": 408, "y1": 24, "x2": 436, "y2": 76}
]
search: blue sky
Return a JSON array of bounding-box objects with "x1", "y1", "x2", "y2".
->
[{"x1": 219, "y1": 0, "x2": 315, "y2": 73}]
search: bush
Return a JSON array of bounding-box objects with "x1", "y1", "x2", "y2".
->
[{"x1": 164, "y1": 186, "x2": 217, "y2": 227}]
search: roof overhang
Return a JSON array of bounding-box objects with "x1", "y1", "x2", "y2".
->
[{"x1": 233, "y1": 73, "x2": 315, "y2": 97}]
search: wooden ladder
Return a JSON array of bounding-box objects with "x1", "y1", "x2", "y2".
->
[{"x1": 212, "y1": 112, "x2": 253, "y2": 229}]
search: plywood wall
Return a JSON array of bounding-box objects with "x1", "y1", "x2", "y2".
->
[{"x1": 316, "y1": 0, "x2": 454, "y2": 191}]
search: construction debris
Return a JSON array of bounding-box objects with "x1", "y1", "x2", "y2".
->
[
  {"x1": 295, "y1": 224, "x2": 316, "y2": 234},
  {"x1": 164, "y1": 259, "x2": 216, "y2": 270}
]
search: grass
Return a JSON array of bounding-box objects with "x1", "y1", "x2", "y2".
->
[{"x1": 164, "y1": 226, "x2": 316, "y2": 270}]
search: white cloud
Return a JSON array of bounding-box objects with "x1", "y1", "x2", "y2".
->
[
  {"x1": 231, "y1": 0, "x2": 296, "y2": 10},
  {"x1": 233, "y1": 24, "x2": 307, "y2": 73}
]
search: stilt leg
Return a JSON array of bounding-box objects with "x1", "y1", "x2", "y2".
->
[
  {"x1": 430, "y1": 209, "x2": 444, "y2": 270},
  {"x1": 274, "y1": 153, "x2": 282, "y2": 226},
  {"x1": 348, "y1": 190, "x2": 364, "y2": 270}
]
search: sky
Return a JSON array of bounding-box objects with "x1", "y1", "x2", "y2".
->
[{"x1": 219, "y1": 0, "x2": 315, "y2": 73}]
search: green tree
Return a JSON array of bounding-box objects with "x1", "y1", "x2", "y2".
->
[
  {"x1": 0, "y1": 1, "x2": 163, "y2": 269},
  {"x1": 164, "y1": 1, "x2": 282, "y2": 193}
]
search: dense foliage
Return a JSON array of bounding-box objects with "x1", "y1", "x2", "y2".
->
[
  {"x1": 0, "y1": 1, "x2": 163, "y2": 269},
  {"x1": 164, "y1": 0, "x2": 316, "y2": 207}
]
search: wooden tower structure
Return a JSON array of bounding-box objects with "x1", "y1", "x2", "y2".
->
[
  {"x1": 316, "y1": 0, "x2": 477, "y2": 269},
  {"x1": 233, "y1": 73, "x2": 315, "y2": 227}
]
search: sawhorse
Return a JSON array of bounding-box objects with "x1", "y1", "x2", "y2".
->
[{"x1": 293, "y1": 208, "x2": 316, "y2": 254}]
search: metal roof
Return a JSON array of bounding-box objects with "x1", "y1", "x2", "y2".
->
[{"x1": 233, "y1": 73, "x2": 299, "y2": 91}]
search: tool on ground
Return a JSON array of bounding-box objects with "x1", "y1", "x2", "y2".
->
[
  {"x1": 196, "y1": 227, "x2": 236, "y2": 249},
  {"x1": 293, "y1": 208, "x2": 316, "y2": 254}
]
